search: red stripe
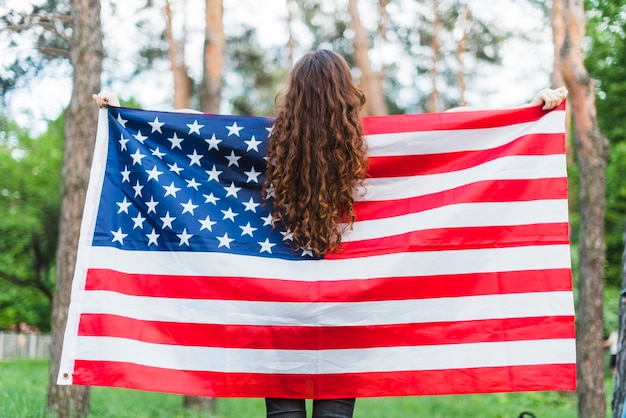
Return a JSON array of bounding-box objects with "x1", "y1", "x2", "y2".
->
[
  {"x1": 354, "y1": 178, "x2": 568, "y2": 221},
  {"x1": 85, "y1": 268, "x2": 572, "y2": 302},
  {"x1": 330, "y1": 223, "x2": 570, "y2": 258},
  {"x1": 367, "y1": 133, "x2": 565, "y2": 178},
  {"x1": 72, "y1": 361, "x2": 576, "y2": 398},
  {"x1": 78, "y1": 314, "x2": 575, "y2": 350},
  {"x1": 362, "y1": 104, "x2": 564, "y2": 135}
]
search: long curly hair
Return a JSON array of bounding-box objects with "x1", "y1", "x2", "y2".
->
[{"x1": 263, "y1": 50, "x2": 368, "y2": 256}]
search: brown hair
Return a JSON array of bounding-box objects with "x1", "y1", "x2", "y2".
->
[{"x1": 263, "y1": 49, "x2": 368, "y2": 256}]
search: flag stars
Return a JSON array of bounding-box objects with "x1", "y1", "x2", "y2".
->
[
  {"x1": 185, "y1": 178, "x2": 201, "y2": 190},
  {"x1": 244, "y1": 167, "x2": 261, "y2": 183},
  {"x1": 134, "y1": 130, "x2": 148, "y2": 143},
  {"x1": 149, "y1": 117, "x2": 164, "y2": 133},
  {"x1": 111, "y1": 228, "x2": 128, "y2": 244},
  {"x1": 146, "y1": 228, "x2": 160, "y2": 246},
  {"x1": 261, "y1": 214, "x2": 275, "y2": 227},
  {"x1": 205, "y1": 134, "x2": 222, "y2": 150},
  {"x1": 116, "y1": 197, "x2": 132, "y2": 214},
  {"x1": 221, "y1": 207, "x2": 238, "y2": 221},
  {"x1": 145, "y1": 196, "x2": 159, "y2": 213},
  {"x1": 132, "y1": 180, "x2": 144, "y2": 197},
  {"x1": 187, "y1": 149, "x2": 204, "y2": 166},
  {"x1": 150, "y1": 147, "x2": 166, "y2": 159},
  {"x1": 177, "y1": 228, "x2": 193, "y2": 246},
  {"x1": 226, "y1": 121, "x2": 243, "y2": 137},
  {"x1": 146, "y1": 165, "x2": 163, "y2": 181},
  {"x1": 168, "y1": 162, "x2": 184, "y2": 175},
  {"x1": 116, "y1": 114, "x2": 127, "y2": 127},
  {"x1": 160, "y1": 211, "x2": 176, "y2": 229},
  {"x1": 239, "y1": 222, "x2": 257, "y2": 237},
  {"x1": 242, "y1": 197, "x2": 260, "y2": 212},
  {"x1": 225, "y1": 151, "x2": 241, "y2": 167},
  {"x1": 163, "y1": 182, "x2": 182, "y2": 198},
  {"x1": 131, "y1": 212, "x2": 146, "y2": 229},
  {"x1": 258, "y1": 238, "x2": 276, "y2": 254},
  {"x1": 217, "y1": 233, "x2": 234, "y2": 248},
  {"x1": 206, "y1": 165, "x2": 222, "y2": 182},
  {"x1": 181, "y1": 199, "x2": 199, "y2": 215},
  {"x1": 198, "y1": 215, "x2": 217, "y2": 232},
  {"x1": 224, "y1": 182, "x2": 241, "y2": 198},
  {"x1": 167, "y1": 132, "x2": 184, "y2": 150},
  {"x1": 130, "y1": 149, "x2": 146, "y2": 165},
  {"x1": 244, "y1": 135, "x2": 262, "y2": 152},
  {"x1": 186, "y1": 120, "x2": 204, "y2": 135},
  {"x1": 121, "y1": 166, "x2": 131, "y2": 183},
  {"x1": 280, "y1": 229, "x2": 294, "y2": 241},
  {"x1": 203, "y1": 193, "x2": 220, "y2": 205},
  {"x1": 119, "y1": 134, "x2": 129, "y2": 151}
]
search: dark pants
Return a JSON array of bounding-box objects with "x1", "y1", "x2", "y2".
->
[{"x1": 265, "y1": 398, "x2": 355, "y2": 418}]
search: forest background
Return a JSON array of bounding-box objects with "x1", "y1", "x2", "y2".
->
[{"x1": 1, "y1": 0, "x2": 625, "y2": 417}]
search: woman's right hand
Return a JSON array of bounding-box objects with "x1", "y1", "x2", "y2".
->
[{"x1": 92, "y1": 92, "x2": 120, "y2": 108}]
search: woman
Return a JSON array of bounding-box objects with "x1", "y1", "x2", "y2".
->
[{"x1": 93, "y1": 50, "x2": 567, "y2": 418}]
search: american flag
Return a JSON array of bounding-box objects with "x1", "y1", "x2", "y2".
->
[{"x1": 58, "y1": 104, "x2": 575, "y2": 398}]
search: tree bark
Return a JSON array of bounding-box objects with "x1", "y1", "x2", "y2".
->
[
  {"x1": 199, "y1": 0, "x2": 224, "y2": 113},
  {"x1": 46, "y1": 0, "x2": 102, "y2": 416},
  {"x1": 348, "y1": 0, "x2": 387, "y2": 116},
  {"x1": 614, "y1": 222, "x2": 626, "y2": 417},
  {"x1": 553, "y1": 1, "x2": 610, "y2": 417},
  {"x1": 165, "y1": 0, "x2": 191, "y2": 110}
]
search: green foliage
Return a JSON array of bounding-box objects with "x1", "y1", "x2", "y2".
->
[
  {"x1": 0, "y1": 114, "x2": 63, "y2": 331},
  {"x1": 585, "y1": 0, "x2": 626, "y2": 288}
]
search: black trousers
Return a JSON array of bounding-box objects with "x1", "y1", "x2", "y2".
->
[{"x1": 265, "y1": 398, "x2": 356, "y2": 418}]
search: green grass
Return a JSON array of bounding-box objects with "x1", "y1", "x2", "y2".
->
[{"x1": 0, "y1": 359, "x2": 593, "y2": 417}]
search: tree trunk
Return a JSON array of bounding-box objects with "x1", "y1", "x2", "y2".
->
[
  {"x1": 553, "y1": 1, "x2": 610, "y2": 417},
  {"x1": 46, "y1": 0, "x2": 102, "y2": 416},
  {"x1": 199, "y1": 0, "x2": 224, "y2": 113},
  {"x1": 348, "y1": 0, "x2": 387, "y2": 116},
  {"x1": 614, "y1": 222, "x2": 626, "y2": 417},
  {"x1": 455, "y1": 4, "x2": 470, "y2": 108},
  {"x1": 427, "y1": 0, "x2": 441, "y2": 113},
  {"x1": 165, "y1": 0, "x2": 191, "y2": 110}
]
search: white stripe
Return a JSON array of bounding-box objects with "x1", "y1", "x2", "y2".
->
[
  {"x1": 345, "y1": 200, "x2": 569, "y2": 242},
  {"x1": 365, "y1": 110, "x2": 565, "y2": 156},
  {"x1": 79, "y1": 291, "x2": 575, "y2": 326},
  {"x1": 73, "y1": 337, "x2": 576, "y2": 374},
  {"x1": 356, "y1": 154, "x2": 567, "y2": 201},
  {"x1": 86, "y1": 244, "x2": 572, "y2": 281}
]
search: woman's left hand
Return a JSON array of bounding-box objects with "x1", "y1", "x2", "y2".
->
[{"x1": 530, "y1": 87, "x2": 568, "y2": 110}]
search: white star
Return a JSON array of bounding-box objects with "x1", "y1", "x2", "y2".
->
[
  {"x1": 217, "y1": 233, "x2": 234, "y2": 248},
  {"x1": 146, "y1": 165, "x2": 163, "y2": 181},
  {"x1": 130, "y1": 149, "x2": 146, "y2": 165},
  {"x1": 225, "y1": 151, "x2": 241, "y2": 167},
  {"x1": 168, "y1": 162, "x2": 184, "y2": 174},
  {"x1": 239, "y1": 222, "x2": 257, "y2": 237},
  {"x1": 163, "y1": 182, "x2": 181, "y2": 198},
  {"x1": 145, "y1": 196, "x2": 159, "y2": 213},
  {"x1": 181, "y1": 199, "x2": 199, "y2": 215},
  {"x1": 242, "y1": 197, "x2": 260, "y2": 212},
  {"x1": 187, "y1": 149, "x2": 203, "y2": 166},
  {"x1": 205, "y1": 134, "x2": 222, "y2": 150},
  {"x1": 111, "y1": 227, "x2": 128, "y2": 244},
  {"x1": 221, "y1": 207, "x2": 238, "y2": 221},
  {"x1": 301, "y1": 248, "x2": 314, "y2": 257},
  {"x1": 146, "y1": 228, "x2": 160, "y2": 246},
  {"x1": 258, "y1": 238, "x2": 276, "y2": 254},
  {"x1": 244, "y1": 135, "x2": 262, "y2": 152},
  {"x1": 134, "y1": 130, "x2": 148, "y2": 143},
  {"x1": 266, "y1": 125, "x2": 274, "y2": 136},
  {"x1": 203, "y1": 193, "x2": 220, "y2": 205},
  {"x1": 121, "y1": 166, "x2": 131, "y2": 183},
  {"x1": 132, "y1": 180, "x2": 144, "y2": 197},
  {"x1": 119, "y1": 134, "x2": 129, "y2": 151},
  {"x1": 116, "y1": 113, "x2": 127, "y2": 127},
  {"x1": 149, "y1": 117, "x2": 164, "y2": 133},
  {"x1": 186, "y1": 120, "x2": 204, "y2": 135},
  {"x1": 167, "y1": 132, "x2": 184, "y2": 149},
  {"x1": 206, "y1": 165, "x2": 222, "y2": 182},
  {"x1": 280, "y1": 229, "x2": 294, "y2": 241},
  {"x1": 244, "y1": 166, "x2": 261, "y2": 183},
  {"x1": 226, "y1": 121, "x2": 243, "y2": 137},
  {"x1": 261, "y1": 214, "x2": 275, "y2": 226},
  {"x1": 185, "y1": 177, "x2": 201, "y2": 190},
  {"x1": 131, "y1": 212, "x2": 146, "y2": 229},
  {"x1": 177, "y1": 228, "x2": 193, "y2": 246},
  {"x1": 116, "y1": 197, "x2": 132, "y2": 214},
  {"x1": 150, "y1": 147, "x2": 166, "y2": 159},
  {"x1": 224, "y1": 182, "x2": 241, "y2": 198},
  {"x1": 265, "y1": 183, "x2": 276, "y2": 198},
  {"x1": 198, "y1": 215, "x2": 217, "y2": 232},
  {"x1": 160, "y1": 211, "x2": 176, "y2": 229}
]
